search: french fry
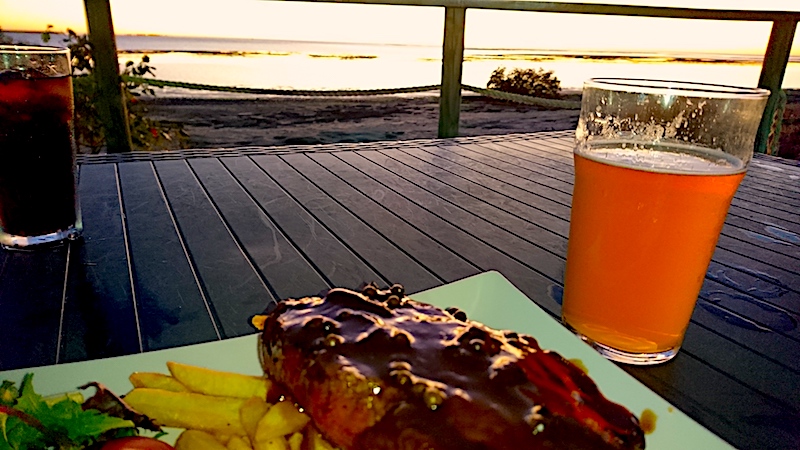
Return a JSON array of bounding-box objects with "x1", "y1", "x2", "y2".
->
[
  {"x1": 124, "y1": 388, "x2": 247, "y2": 435},
  {"x1": 254, "y1": 436, "x2": 288, "y2": 450},
  {"x1": 215, "y1": 433, "x2": 233, "y2": 445},
  {"x1": 129, "y1": 372, "x2": 189, "y2": 392},
  {"x1": 227, "y1": 436, "x2": 254, "y2": 450},
  {"x1": 287, "y1": 432, "x2": 303, "y2": 450},
  {"x1": 240, "y1": 396, "x2": 272, "y2": 441},
  {"x1": 307, "y1": 427, "x2": 338, "y2": 450},
  {"x1": 167, "y1": 361, "x2": 270, "y2": 399},
  {"x1": 175, "y1": 430, "x2": 228, "y2": 450},
  {"x1": 254, "y1": 401, "x2": 310, "y2": 442}
]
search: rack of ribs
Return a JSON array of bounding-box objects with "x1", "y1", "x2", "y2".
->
[{"x1": 257, "y1": 283, "x2": 645, "y2": 450}]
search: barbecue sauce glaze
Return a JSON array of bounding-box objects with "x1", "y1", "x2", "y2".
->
[{"x1": 259, "y1": 284, "x2": 645, "y2": 450}]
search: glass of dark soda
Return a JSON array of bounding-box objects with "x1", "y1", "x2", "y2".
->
[{"x1": 0, "y1": 45, "x2": 81, "y2": 248}]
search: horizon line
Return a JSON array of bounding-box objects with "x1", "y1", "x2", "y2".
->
[{"x1": 4, "y1": 29, "x2": 790, "y2": 58}]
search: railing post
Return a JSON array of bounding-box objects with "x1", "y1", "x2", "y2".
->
[
  {"x1": 84, "y1": 0, "x2": 132, "y2": 153},
  {"x1": 438, "y1": 6, "x2": 466, "y2": 138},
  {"x1": 755, "y1": 19, "x2": 797, "y2": 155}
]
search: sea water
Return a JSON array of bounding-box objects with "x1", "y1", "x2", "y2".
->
[{"x1": 7, "y1": 32, "x2": 800, "y2": 97}]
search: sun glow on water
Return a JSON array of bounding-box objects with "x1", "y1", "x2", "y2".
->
[{"x1": 2, "y1": 0, "x2": 800, "y2": 56}]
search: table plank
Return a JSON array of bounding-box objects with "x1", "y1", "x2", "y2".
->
[
  {"x1": 190, "y1": 157, "x2": 330, "y2": 300},
  {"x1": 263, "y1": 154, "x2": 479, "y2": 286},
  {"x1": 225, "y1": 155, "x2": 383, "y2": 289},
  {"x1": 275, "y1": 153, "x2": 448, "y2": 292},
  {"x1": 452, "y1": 139, "x2": 800, "y2": 228},
  {"x1": 696, "y1": 280, "x2": 800, "y2": 372},
  {"x1": 723, "y1": 217, "x2": 800, "y2": 254},
  {"x1": 416, "y1": 138, "x2": 800, "y2": 368},
  {"x1": 710, "y1": 246, "x2": 800, "y2": 306},
  {"x1": 118, "y1": 161, "x2": 220, "y2": 350},
  {"x1": 154, "y1": 159, "x2": 275, "y2": 337},
  {"x1": 354, "y1": 150, "x2": 567, "y2": 278},
  {"x1": 0, "y1": 246, "x2": 67, "y2": 370},
  {"x1": 522, "y1": 136, "x2": 800, "y2": 210},
  {"x1": 623, "y1": 352, "x2": 799, "y2": 450},
  {"x1": 2, "y1": 131, "x2": 798, "y2": 449},
  {"x1": 399, "y1": 146, "x2": 572, "y2": 232},
  {"x1": 308, "y1": 150, "x2": 564, "y2": 315},
  {"x1": 59, "y1": 164, "x2": 140, "y2": 363}
]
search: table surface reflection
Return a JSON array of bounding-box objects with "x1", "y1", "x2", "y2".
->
[{"x1": 1, "y1": 130, "x2": 798, "y2": 448}]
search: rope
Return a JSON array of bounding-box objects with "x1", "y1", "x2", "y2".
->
[
  {"x1": 462, "y1": 85, "x2": 581, "y2": 109},
  {"x1": 766, "y1": 89, "x2": 787, "y2": 156},
  {"x1": 124, "y1": 76, "x2": 440, "y2": 96},
  {"x1": 123, "y1": 76, "x2": 582, "y2": 109}
]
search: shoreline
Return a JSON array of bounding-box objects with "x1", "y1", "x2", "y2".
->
[
  {"x1": 136, "y1": 90, "x2": 799, "y2": 160},
  {"x1": 138, "y1": 93, "x2": 582, "y2": 150}
]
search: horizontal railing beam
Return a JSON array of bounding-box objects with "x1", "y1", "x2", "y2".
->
[{"x1": 271, "y1": 0, "x2": 800, "y2": 22}]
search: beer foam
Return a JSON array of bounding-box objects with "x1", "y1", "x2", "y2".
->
[{"x1": 578, "y1": 141, "x2": 746, "y2": 175}]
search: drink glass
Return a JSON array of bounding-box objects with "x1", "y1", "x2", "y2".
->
[
  {"x1": 562, "y1": 79, "x2": 768, "y2": 365},
  {"x1": 0, "y1": 45, "x2": 81, "y2": 248}
]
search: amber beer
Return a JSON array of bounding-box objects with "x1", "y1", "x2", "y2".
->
[
  {"x1": 562, "y1": 79, "x2": 767, "y2": 364},
  {"x1": 562, "y1": 144, "x2": 745, "y2": 355}
]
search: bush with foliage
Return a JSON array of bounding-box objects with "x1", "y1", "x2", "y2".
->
[
  {"x1": 2, "y1": 26, "x2": 187, "y2": 153},
  {"x1": 487, "y1": 67, "x2": 562, "y2": 99}
]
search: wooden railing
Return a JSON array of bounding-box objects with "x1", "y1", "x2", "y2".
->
[{"x1": 83, "y1": 0, "x2": 799, "y2": 153}]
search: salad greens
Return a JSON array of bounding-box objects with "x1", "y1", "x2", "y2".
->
[{"x1": 0, "y1": 374, "x2": 136, "y2": 450}]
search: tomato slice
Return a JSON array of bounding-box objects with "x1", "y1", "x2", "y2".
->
[{"x1": 100, "y1": 436, "x2": 175, "y2": 450}]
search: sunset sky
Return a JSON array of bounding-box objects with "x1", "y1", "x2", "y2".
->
[{"x1": 2, "y1": 0, "x2": 800, "y2": 55}]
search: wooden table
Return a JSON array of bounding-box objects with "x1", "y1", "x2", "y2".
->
[{"x1": 1, "y1": 131, "x2": 798, "y2": 449}]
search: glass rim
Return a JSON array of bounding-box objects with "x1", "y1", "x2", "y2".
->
[
  {"x1": 585, "y1": 78, "x2": 770, "y2": 99},
  {"x1": 0, "y1": 44, "x2": 70, "y2": 55}
]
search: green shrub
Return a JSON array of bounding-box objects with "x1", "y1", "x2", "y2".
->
[
  {"x1": 487, "y1": 67, "x2": 562, "y2": 99},
  {"x1": 49, "y1": 27, "x2": 189, "y2": 153}
]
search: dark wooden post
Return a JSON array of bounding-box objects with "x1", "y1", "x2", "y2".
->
[
  {"x1": 755, "y1": 19, "x2": 797, "y2": 154},
  {"x1": 84, "y1": 0, "x2": 132, "y2": 153},
  {"x1": 438, "y1": 7, "x2": 466, "y2": 138}
]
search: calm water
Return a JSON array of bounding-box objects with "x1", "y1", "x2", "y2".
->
[{"x1": 9, "y1": 32, "x2": 800, "y2": 98}]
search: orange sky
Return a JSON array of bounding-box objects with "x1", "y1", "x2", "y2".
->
[{"x1": 2, "y1": 0, "x2": 800, "y2": 55}]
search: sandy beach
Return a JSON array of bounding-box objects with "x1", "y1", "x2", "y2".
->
[
  {"x1": 138, "y1": 90, "x2": 799, "y2": 160},
  {"x1": 138, "y1": 92, "x2": 582, "y2": 149}
]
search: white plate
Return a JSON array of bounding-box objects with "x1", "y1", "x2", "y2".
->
[{"x1": 0, "y1": 271, "x2": 732, "y2": 449}]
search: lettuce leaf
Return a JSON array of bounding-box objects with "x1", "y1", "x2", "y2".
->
[{"x1": 0, "y1": 374, "x2": 135, "y2": 450}]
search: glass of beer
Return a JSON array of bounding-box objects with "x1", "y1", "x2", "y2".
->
[
  {"x1": 0, "y1": 45, "x2": 81, "y2": 249},
  {"x1": 562, "y1": 79, "x2": 768, "y2": 365}
]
